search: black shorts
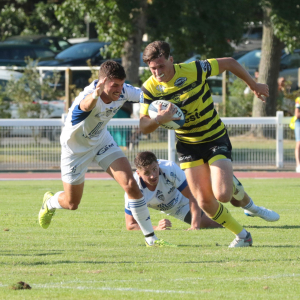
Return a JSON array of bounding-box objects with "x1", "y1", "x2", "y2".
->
[
  {"x1": 183, "y1": 210, "x2": 204, "y2": 225},
  {"x1": 177, "y1": 132, "x2": 232, "y2": 170}
]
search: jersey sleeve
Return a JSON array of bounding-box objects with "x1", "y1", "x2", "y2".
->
[
  {"x1": 295, "y1": 97, "x2": 300, "y2": 109},
  {"x1": 123, "y1": 84, "x2": 142, "y2": 103},
  {"x1": 195, "y1": 59, "x2": 219, "y2": 82}
]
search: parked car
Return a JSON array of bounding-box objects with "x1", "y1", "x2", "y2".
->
[
  {"x1": 38, "y1": 39, "x2": 122, "y2": 89},
  {"x1": 0, "y1": 44, "x2": 55, "y2": 66},
  {"x1": 3, "y1": 35, "x2": 72, "y2": 54},
  {"x1": 237, "y1": 48, "x2": 300, "y2": 90}
]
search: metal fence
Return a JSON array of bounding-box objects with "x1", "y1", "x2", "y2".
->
[{"x1": 0, "y1": 111, "x2": 295, "y2": 171}]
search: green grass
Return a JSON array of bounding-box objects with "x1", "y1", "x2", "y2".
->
[{"x1": 1, "y1": 179, "x2": 300, "y2": 299}]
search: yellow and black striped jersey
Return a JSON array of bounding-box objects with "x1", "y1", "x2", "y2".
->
[{"x1": 140, "y1": 59, "x2": 226, "y2": 144}]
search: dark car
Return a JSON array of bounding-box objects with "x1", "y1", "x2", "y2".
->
[
  {"x1": 0, "y1": 44, "x2": 55, "y2": 66},
  {"x1": 237, "y1": 49, "x2": 300, "y2": 90},
  {"x1": 3, "y1": 35, "x2": 71, "y2": 54},
  {"x1": 38, "y1": 39, "x2": 122, "y2": 89}
]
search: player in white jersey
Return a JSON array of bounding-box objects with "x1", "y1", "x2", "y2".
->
[
  {"x1": 38, "y1": 61, "x2": 174, "y2": 248},
  {"x1": 125, "y1": 152, "x2": 280, "y2": 231}
]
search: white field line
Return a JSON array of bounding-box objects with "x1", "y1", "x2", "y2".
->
[
  {"x1": 0, "y1": 178, "x2": 113, "y2": 181},
  {"x1": 1, "y1": 273, "x2": 299, "y2": 293}
]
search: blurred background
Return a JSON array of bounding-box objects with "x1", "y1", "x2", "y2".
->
[{"x1": 0, "y1": 0, "x2": 299, "y2": 171}]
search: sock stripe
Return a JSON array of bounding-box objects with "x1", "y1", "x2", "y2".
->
[
  {"x1": 128, "y1": 200, "x2": 147, "y2": 208},
  {"x1": 212, "y1": 203, "x2": 223, "y2": 221}
]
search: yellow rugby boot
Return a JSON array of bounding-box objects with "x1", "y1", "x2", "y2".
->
[
  {"x1": 39, "y1": 192, "x2": 55, "y2": 229},
  {"x1": 145, "y1": 239, "x2": 177, "y2": 247}
]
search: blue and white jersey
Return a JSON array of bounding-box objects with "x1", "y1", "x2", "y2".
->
[
  {"x1": 61, "y1": 80, "x2": 143, "y2": 154},
  {"x1": 125, "y1": 160, "x2": 189, "y2": 218}
]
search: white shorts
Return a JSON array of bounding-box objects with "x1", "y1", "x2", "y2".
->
[
  {"x1": 164, "y1": 203, "x2": 190, "y2": 222},
  {"x1": 61, "y1": 135, "x2": 126, "y2": 185}
]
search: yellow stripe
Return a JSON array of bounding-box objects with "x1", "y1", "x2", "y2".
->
[
  {"x1": 180, "y1": 159, "x2": 204, "y2": 170},
  {"x1": 208, "y1": 155, "x2": 227, "y2": 165}
]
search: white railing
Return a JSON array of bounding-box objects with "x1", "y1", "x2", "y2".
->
[{"x1": 0, "y1": 111, "x2": 295, "y2": 171}]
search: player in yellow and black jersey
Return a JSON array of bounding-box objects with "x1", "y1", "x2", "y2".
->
[
  {"x1": 141, "y1": 58, "x2": 226, "y2": 145},
  {"x1": 140, "y1": 41, "x2": 269, "y2": 248}
]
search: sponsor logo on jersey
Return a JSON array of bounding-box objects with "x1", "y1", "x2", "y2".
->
[
  {"x1": 84, "y1": 121, "x2": 104, "y2": 139},
  {"x1": 200, "y1": 60, "x2": 211, "y2": 73},
  {"x1": 95, "y1": 107, "x2": 120, "y2": 118},
  {"x1": 178, "y1": 155, "x2": 192, "y2": 162},
  {"x1": 156, "y1": 190, "x2": 165, "y2": 201},
  {"x1": 168, "y1": 186, "x2": 175, "y2": 194},
  {"x1": 97, "y1": 143, "x2": 114, "y2": 155},
  {"x1": 157, "y1": 195, "x2": 179, "y2": 211},
  {"x1": 156, "y1": 85, "x2": 166, "y2": 93},
  {"x1": 183, "y1": 108, "x2": 205, "y2": 123},
  {"x1": 170, "y1": 171, "x2": 180, "y2": 182},
  {"x1": 174, "y1": 77, "x2": 187, "y2": 87}
]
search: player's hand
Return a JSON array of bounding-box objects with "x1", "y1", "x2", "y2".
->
[
  {"x1": 156, "y1": 219, "x2": 172, "y2": 230},
  {"x1": 251, "y1": 82, "x2": 269, "y2": 102},
  {"x1": 156, "y1": 103, "x2": 181, "y2": 124},
  {"x1": 94, "y1": 77, "x2": 107, "y2": 97}
]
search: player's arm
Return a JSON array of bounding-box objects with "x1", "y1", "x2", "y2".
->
[
  {"x1": 80, "y1": 77, "x2": 107, "y2": 112},
  {"x1": 125, "y1": 213, "x2": 172, "y2": 230},
  {"x1": 217, "y1": 58, "x2": 269, "y2": 102},
  {"x1": 139, "y1": 103, "x2": 179, "y2": 134},
  {"x1": 180, "y1": 185, "x2": 202, "y2": 230}
]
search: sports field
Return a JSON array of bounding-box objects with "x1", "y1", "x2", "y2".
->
[{"x1": 1, "y1": 178, "x2": 299, "y2": 299}]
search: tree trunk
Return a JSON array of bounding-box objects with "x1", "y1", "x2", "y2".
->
[
  {"x1": 122, "y1": 0, "x2": 147, "y2": 86},
  {"x1": 252, "y1": 5, "x2": 284, "y2": 117}
]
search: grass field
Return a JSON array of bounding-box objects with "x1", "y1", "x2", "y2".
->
[{"x1": 1, "y1": 179, "x2": 300, "y2": 300}]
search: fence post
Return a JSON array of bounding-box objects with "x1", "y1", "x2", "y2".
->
[
  {"x1": 222, "y1": 71, "x2": 226, "y2": 116},
  {"x1": 168, "y1": 130, "x2": 176, "y2": 162},
  {"x1": 65, "y1": 68, "x2": 72, "y2": 113},
  {"x1": 276, "y1": 111, "x2": 284, "y2": 168}
]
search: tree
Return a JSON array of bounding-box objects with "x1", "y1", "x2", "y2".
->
[
  {"x1": 252, "y1": 0, "x2": 300, "y2": 117},
  {"x1": 56, "y1": 0, "x2": 148, "y2": 86}
]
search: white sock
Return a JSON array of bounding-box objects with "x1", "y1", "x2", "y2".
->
[
  {"x1": 236, "y1": 228, "x2": 247, "y2": 239},
  {"x1": 242, "y1": 198, "x2": 259, "y2": 213},
  {"x1": 46, "y1": 191, "x2": 64, "y2": 210},
  {"x1": 128, "y1": 197, "x2": 157, "y2": 242}
]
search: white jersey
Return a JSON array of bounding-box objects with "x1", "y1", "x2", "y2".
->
[
  {"x1": 125, "y1": 160, "x2": 190, "y2": 219},
  {"x1": 61, "y1": 80, "x2": 143, "y2": 154}
]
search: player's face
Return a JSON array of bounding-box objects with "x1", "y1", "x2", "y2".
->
[
  {"x1": 148, "y1": 56, "x2": 175, "y2": 82},
  {"x1": 103, "y1": 78, "x2": 125, "y2": 102},
  {"x1": 137, "y1": 161, "x2": 160, "y2": 187}
]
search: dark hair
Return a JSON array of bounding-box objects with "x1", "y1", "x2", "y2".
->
[
  {"x1": 98, "y1": 60, "x2": 126, "y2": 80},
  {"x1": 142, "y1": 41, "x2": 171, "y2": 64},
  {"x1": 134, "y1": 151, "x2": 158, "y2": 169}
]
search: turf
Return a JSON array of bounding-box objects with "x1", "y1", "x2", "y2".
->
[{"x1": 1, "y1": 178, "x2": 299, "y2": 299}]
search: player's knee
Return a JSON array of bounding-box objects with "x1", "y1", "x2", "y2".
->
[
  {"x1": 123, "y1": 178, "x2": 140, "y2": 196},
  {"x1": 214, "y1": 191, "x2": 232, "y2": 203},
  {"x1": 67, "y1": 202, "x2": 79, "y2": 210}
]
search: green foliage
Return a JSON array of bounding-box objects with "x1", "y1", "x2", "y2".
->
[
  {"x1": 1, "y1": 178, "x2": 300, "y2": 299},
  {"x1": 4, "y1": 58, "x2": 63, "y2": 118},
  {"x1": 0, "y1": 4, "x2": 27, "y2": 41},
  {"x1": 139, "y1": 68, "x2": 151, "y2": 84},
  {"x1": 225, "y1": 78, "x2": 254, "y2": 117}
]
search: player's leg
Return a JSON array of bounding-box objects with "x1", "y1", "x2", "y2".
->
[
  {"x1": 185, "y1": 164, "x2": 247, "y2": 237},
  {"x1": 38, "y1": 150, "x2": 91, "y2": 229},
  {"x1": 106, "y1": 156, "x2": 159, "y2": 246},
  {"x1": 209, "y1": 159, "x2": 252, "y2": 247},
  {"x1": 231, "y1": 191, "x2": 280, "y2": 222}
]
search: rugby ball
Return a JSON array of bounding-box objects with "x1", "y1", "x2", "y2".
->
[{"x1": 148, "y1": 100, "x2": 185, "y2": 130}]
